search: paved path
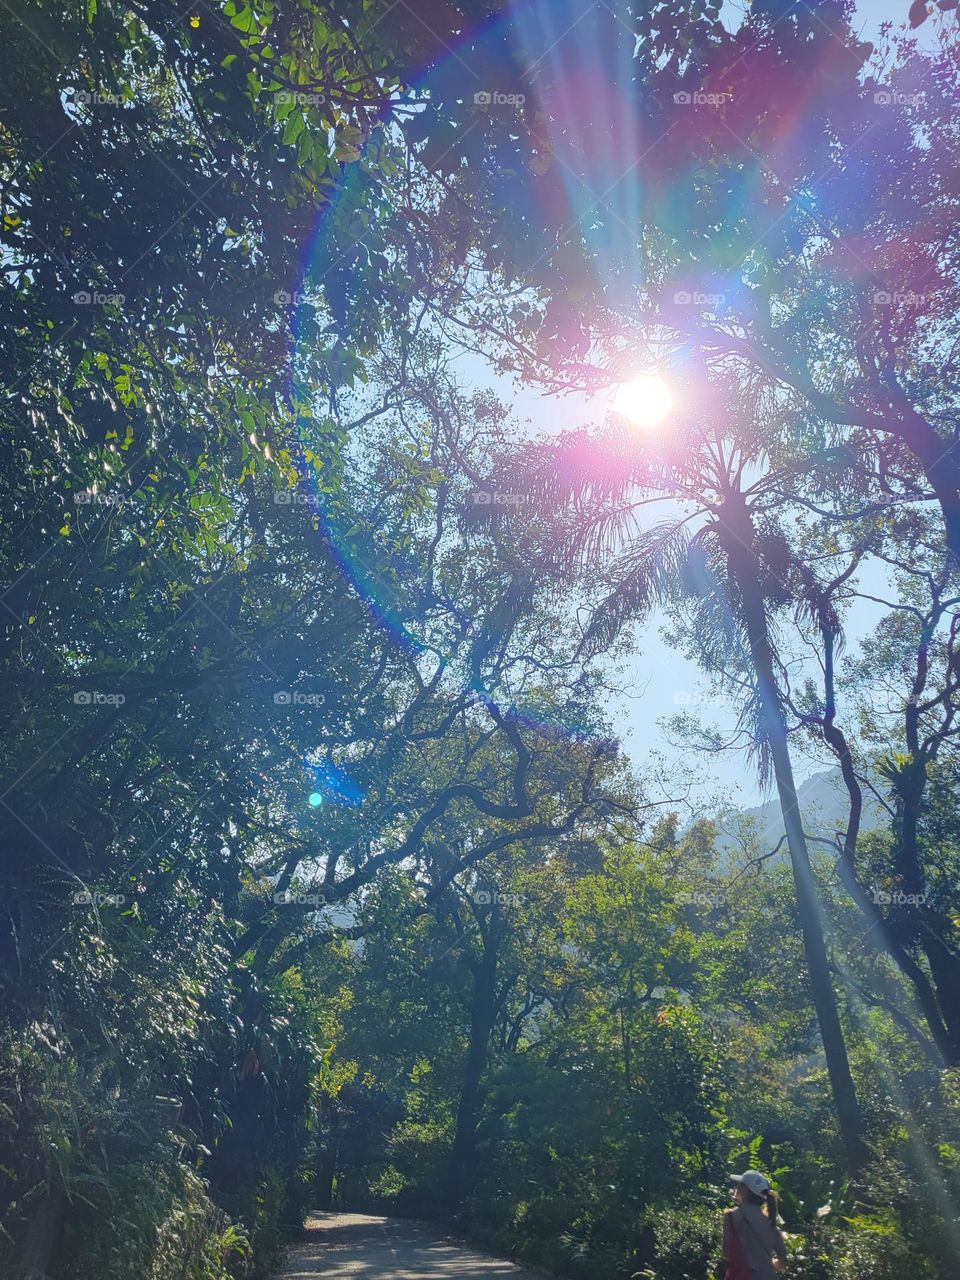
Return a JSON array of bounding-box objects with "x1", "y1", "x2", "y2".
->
[{"x1": 271, "y1": 1211, "x2": 548, "y2": 1280}]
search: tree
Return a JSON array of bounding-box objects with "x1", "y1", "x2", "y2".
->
[
  {"x1": 490, "y1": 372, "x2": 866, "y2": 1167},
  {"x1": 793, "y1": 511, "x2": 960, "y2": 1063},
  {"x1": 0, "y1": 304, "x2": 625, "y2": 1270},
  {"x1": 401, "y1": 3, "x2": 960, "y2": 565}
]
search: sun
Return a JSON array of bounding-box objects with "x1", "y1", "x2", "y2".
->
[{"x1": 610, "y1": 373, "x2": 673, "y2": 428}]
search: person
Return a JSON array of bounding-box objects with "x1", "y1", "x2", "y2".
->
[{"x1": 719, "y1": 1169, "x2": 787, "y2": 1279}]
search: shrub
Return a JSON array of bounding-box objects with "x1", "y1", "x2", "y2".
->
[{"x1": 642, "y1": 1204, "x2": 719, "y2": 1280}]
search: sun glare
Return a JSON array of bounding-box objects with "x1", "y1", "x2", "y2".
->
[{"x1": 610, "y1": 373, "x2": 673, "y2": 428}]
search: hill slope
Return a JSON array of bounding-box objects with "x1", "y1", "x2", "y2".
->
[{"x1": 715, "y1": 768, "x2": 887, "y2": 855}]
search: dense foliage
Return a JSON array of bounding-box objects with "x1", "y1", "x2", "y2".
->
[{"x1": 1, "y1": 1, "x2": 959, "y2": 1278}]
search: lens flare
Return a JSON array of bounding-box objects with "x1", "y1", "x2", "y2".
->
[
  {"x1": 308, "y1": 792, "x2": 323, "y2": 808},
  {"x1": 610, "y1": 374, "x2": 673, "y2": 428}
]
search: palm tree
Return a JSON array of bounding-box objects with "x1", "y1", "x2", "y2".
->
[{"x1": 490, "y1": 377, "x2": 866, "y2": 1170}]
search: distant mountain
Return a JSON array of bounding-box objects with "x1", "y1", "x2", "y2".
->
[{"x1": 714, "y1": 768, "x2": 887, "y2": 856}]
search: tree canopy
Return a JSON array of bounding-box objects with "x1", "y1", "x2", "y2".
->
[{"x1": 1, "y1": 2, "x2": 959, "y2": 1280}]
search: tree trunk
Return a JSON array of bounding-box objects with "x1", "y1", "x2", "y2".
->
[
  {"x1": 721, "y1": 499, "x2": 865, "y2": 1171},
  {"x1": 12, "y1": 1183, "x2": 68, "y2": 1278},
  {"x1": 315, "y1": 1147, "x2": 337, "y2": 1209},
  {"x1": 446, "y1": 917, "x2": 498, "y2": 1206},
  {"x1": 895, "y1": 707, "x2": 960, "y2": 1056},
  {"x1": 820, "y1": 628, "x2": 960, "y2": 1062},
  {"x1": 619, "y1": 1000, "x2": 633, "y2": 1092},
  {"x1": 904, "y1": 423, "x2": 960, "y2": 569}
]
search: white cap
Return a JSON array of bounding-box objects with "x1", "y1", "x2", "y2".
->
[{"x1": 730, "y1": 1169, "x2": 770, "y2": 1197}]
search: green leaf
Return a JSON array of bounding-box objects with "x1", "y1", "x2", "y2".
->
[
  {"x1": 231, "y1": 6, "x2": 255, "y2": 33},
  {"x1": 282, "y1": 113, "x2": 305, "y2": 146}
]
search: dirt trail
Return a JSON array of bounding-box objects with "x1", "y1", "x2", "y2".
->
[{"x1": 271, "y1": 1211, "x2": 549, "y2": 1280}]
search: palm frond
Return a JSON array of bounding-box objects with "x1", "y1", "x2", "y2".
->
[
  {"x1": 521, "y1": 428, "x2": 645, "y2": 508},
  {"x1": 581, "y1": 518, "x2": 694, "y2": 654},
  {"x1": 736, "y1": 682, "x2": 774, "y2": 788}
]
